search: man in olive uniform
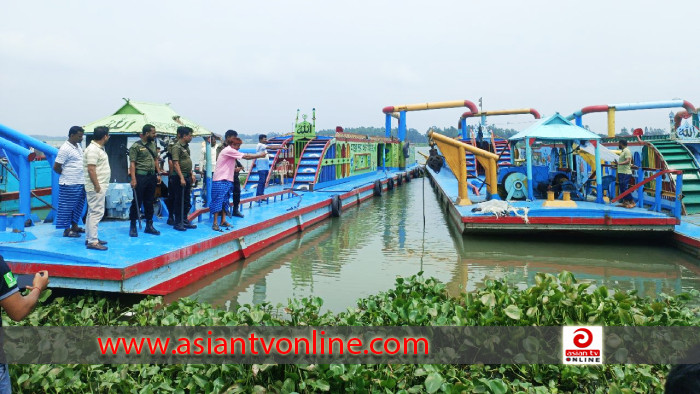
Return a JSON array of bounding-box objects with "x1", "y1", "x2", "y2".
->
[
  {"x1": 171, "y1": 126, "x2": 197, "y2": 231},
  {"x1": 216, "y1": 129, "x2": 245, "y2": 218},
  {"x1": 128, "y1": 124, "x2": 162, "y2": 237},
  {"x1": 165, "y1": 138, "x2": 177, "y2": 225}
]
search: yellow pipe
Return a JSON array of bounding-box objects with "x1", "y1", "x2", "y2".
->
[
  {"x1": 429, "y1": 132, "x2": 500, "y2": 160},
  {"x1": 457, "y1": 146, "x2": 469, "y2": 205},
  {"x1": 466, "y1": 109, "x2": 539, "y2": 117},
  {"x1": 428, "y1": 130, "x2": 499, "y2": 199},
  {"x1": 607, "y1": 107, "x2": 616, "y2": 138},
  {"x1": 383, "y1": 100, "x2": 478, "y2": 114}
]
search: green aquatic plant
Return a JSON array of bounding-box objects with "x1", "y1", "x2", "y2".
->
[{"x1": 5, "y1": 272, "x2": 698, "y2": 393}]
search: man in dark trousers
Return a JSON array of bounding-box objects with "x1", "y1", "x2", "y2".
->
[
  {"x1": 171, "y1": 126, "x2": 197, "y2": 231},
  {"x1": 128, "y1": 124, "x2": 162, "y2": 237},
  {"x1": 216, "y1": 129, "x2": 245, "y2": 218},
  {"x1": 165, "y1": 138, "x2": 176, "y2": 225}
]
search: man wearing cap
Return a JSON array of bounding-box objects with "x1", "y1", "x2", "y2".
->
[
  {"x1": 53, "y1": 126, "x2": 87, "y2": 238},
  {"x1": 128, "y1": 124, "x2": 162, "y2": 237},
  {"x1": 84, "y1": 126, "x2": 111, "y2": 250},
  {"x1": 171, "y1": 126, "x2": 197, "y2": 231}
]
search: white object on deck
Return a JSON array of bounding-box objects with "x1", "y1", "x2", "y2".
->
[{"x1": 473, "y1": 199, "x2": 530, "y2": 223}]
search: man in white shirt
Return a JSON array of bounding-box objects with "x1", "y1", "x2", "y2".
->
[
  {"x1": 200, "y1": 134, "x2": 219, "y2": 205},
  {"x1": 83, "y1": 126, "x2": 111, "y2": 250},
  {"x1": 53, "y1": 126, "x2": 86, "y2": 238},
  {"x1": 255, "y1": 134, "x2": 269, "y2": 196}
]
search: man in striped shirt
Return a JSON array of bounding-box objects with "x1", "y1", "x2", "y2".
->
[{"x1": 53, "y1": 126, "x2": 87, "y2": 238}]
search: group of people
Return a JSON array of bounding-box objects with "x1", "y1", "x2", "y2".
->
[
  {"x1": 53, "y1": 125, "x2": 111, "y2": 250},
  {"x1": 52, "y1": 124, "x2": 272, "y2": 249}
]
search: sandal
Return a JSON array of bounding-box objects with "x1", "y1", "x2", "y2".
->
[
  {"x1": 63, "y1": 230, "x2": 81, "y2": 238},
  {"x1": 73, "y1": 227, "x2": 86, "y2": 233},
  {"x1": 212, "y1": 223, "x2": 221, "y2": 231},
  {"x1": 220, "y1": 221, "x2": 232, "y2": 228}
]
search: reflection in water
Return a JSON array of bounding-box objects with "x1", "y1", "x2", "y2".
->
[{"x1": 179, "y1": 177, "x2": 700, "y2": 313}]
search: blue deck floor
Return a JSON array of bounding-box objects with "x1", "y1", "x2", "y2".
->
[
  {"x1": 0, "y1": 167, "x2": 416, "y2": 293},
  {"x1": 429, "y1": 166, "x2": 676, "y2": 222}
]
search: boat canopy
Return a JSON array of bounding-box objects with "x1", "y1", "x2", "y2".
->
[
  {"x1": 509, "y1": 113, "x2": 601, "y2": 142},
  {"x1": 82, "y1": 100, "x2": 212, "y2": 136}
]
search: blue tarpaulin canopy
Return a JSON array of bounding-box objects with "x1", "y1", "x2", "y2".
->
[{"x1": 509, "y1": 113, "x2": 601, "y2": 142}]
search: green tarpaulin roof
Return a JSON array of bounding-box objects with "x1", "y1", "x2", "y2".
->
[
  {"x1": 509, "y1": 113, "x2": 601, "y2": 141},
  {"x1": 82, "y1": 100, "x2": 212, "y2": 136}
]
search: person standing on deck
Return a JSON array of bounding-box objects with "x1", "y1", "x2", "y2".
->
[
  {"x1": 210, "y1": 134, "x2": 266, "y2": 230},
  {"x1": 84, "y1": 126, "x2": 110, "y2": 250},
  {"x1": 53, "y1": 126, "x2": 86, "y2": 238},
  {"x1": 216, "y1": 130, "x2": 245, "y2": 218},
  {"x1": 255, "y1": 134, "x2": 270, "y2": 197},
  {"x1": 165, "y1": 138, "x2": 177, "y2": 225},
  {"x1": 171, "y1": 126, "x2": 197, "y2": 231},
  {"x1": 200, "y1": 134, "x2": 219, "y2": 205},
  {"x1": 615, "y1": 139, "x2": 634, "y2": 208},
  {"x1": 128, "y1": 124, "x2": 162, "y2": 237},
  {"x1": 0, "y1": 255, "x2": 49, "y2": 392}
]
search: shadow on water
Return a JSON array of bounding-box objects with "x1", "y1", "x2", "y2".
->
[{"x1": 171, "y1": 179, "x2": 700, "y2": 313}]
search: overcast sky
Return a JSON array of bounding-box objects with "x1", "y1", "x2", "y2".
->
[{"x1": 2, "y1": 1, "x2": 699, "y2": 137}]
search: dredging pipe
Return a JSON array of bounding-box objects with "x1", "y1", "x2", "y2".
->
[
  {"x1": 382, "y1": 100, "x2": 479, "y2": 142},
  {"x1": 566, "y1": 100, "x2": 697, "y2": 138},
  {"x1": 457, "y1": 108, "x2": 542, "y2": 140},
  {"x1": 427, "y1": 130, "x2": 499, "y2": 205}
]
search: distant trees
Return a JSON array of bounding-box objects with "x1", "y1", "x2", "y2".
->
[{"x1": 239, "y1": 123, "x2": 671, "y2": 144}]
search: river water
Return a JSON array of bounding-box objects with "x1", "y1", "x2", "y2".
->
[{"x1": 168, "y1": 176, "x2": 700, "y2": 312}]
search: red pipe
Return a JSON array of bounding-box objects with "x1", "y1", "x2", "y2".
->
[{"x1": 580, "y1": 105, "x2": 610, "y2": 115}]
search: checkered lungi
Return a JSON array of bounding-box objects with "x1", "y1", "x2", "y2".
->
[{"x1": 209, "y1": 180, "x2": 232, "y2": 214}]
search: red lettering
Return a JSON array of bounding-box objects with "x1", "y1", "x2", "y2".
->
[{"x1": 347, "y1": 338, "x2": 362, "y2": 355}]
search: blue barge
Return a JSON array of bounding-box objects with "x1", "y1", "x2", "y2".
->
[{"x1": 0, "y1": 103, "x2": 418, "y2": 294}]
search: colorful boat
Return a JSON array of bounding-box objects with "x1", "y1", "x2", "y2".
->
[
  {"x1": 0, "y1": 104, "x2": 418, "y2": 294},
  {"x1": 420, "y1": 100, "x2": 683, "y2": 234},
  {"x1": 566, "y1": 100, "x2": 700, "y2": 255}
]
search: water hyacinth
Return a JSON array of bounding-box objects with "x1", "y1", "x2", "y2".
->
[{"x1": 5, "y1": 271, "x2": 698, "y2": 393}]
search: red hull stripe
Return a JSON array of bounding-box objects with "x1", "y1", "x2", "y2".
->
[
  {"x1": 8, "y1": 263, "x2": 124, "y2": 280},
  {"x1": 673, "y1": 232, "x2": 700, "y2": 248},
  {"x1": 8, "y1": 178, "x2": 388, "y2": 285},
  {"x1": 462, "y1": 216, "x2": 678, "y2": 225},
  {"x1": 143, "y1": 211, "x2": 330, "y2": 294},
  {"x1": 1, "y1": 187, "x2": 52, "y2": 201}
]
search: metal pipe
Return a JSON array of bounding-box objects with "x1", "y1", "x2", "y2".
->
[
  {"x1": 384, "y1": 114, "x2": 391, "y2": 138},
  {"x1": 565, "y1": 100, "x2": 698, "y2": 137},
  {"x1": 526, "y1": 138, "x2": 533, "y2": 200},
  {"x1": 0, "y1": 123, "x2": 58, "y2": 157},
  {"x1": 0, "y1": 123, "x2": 60, "y2": 220},
  {"x1": 594, "y1": 141, "x2": 603, "y2": 203},
  {"x1": 0, "y1": 136, "x2": 31, "y2": 158},
  {"x1": 428, "y1": 130, "x2": 499, "y2": 198},
  {"x1": 383, "y1": 100, "x2": 478, "y2": 114},
  {"x1": 607, "y1": 108, "x2": 616, "y2": 138},
  {"x1": 398, "y1": 111, "x2": 407, "y2": 142},
  {"x1": 459, "y1": 108, "x2": 542, "y2": 120}
]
